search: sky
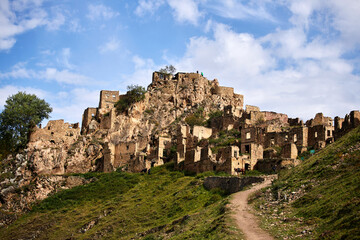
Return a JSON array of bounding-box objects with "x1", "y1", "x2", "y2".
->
[{"x1": 0, "y1": 0, "x2": 359, "y2": 125}]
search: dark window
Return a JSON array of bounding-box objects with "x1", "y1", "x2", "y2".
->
[{"x1": 245, "y1": 145, "x2": 250, "y2": 153}]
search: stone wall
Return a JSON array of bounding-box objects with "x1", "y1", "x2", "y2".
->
[
  {"x1": 192, "y1": 126, "x2": 212, "y2": 140},
  {"x1": 281, "y1": 143, "x2": 298, "y2": 159},
  {"x1": 203, "y1": 176, "x2": 264, "y2": 194},
  {"x1": 263, "y1": 111, "x2": 288, "y2": 125},
  {"x1": 212, "y1": 85, "x2": 234, "y2": 97},
  {"x1": 254, "y1": 158, "x2": 301, "y2": 173},
  {"x1": 306, "y1": 113, "x2": 333, "y2": 127},
  {"x1": 30, "y1": 120, "x2": 80, "y2": 144},
  {"x1": 246, "y1": 105, "x2": 260, "y2": 113},
  {"x1": 81, "y1": 107, "x2": 98, "y2": 134},
  {"x1": 334, "y1": 110, "x2": 360, "y2": 140},
  {"x1": 99, "y1": 90, "x2": 119, "y2": 114}
]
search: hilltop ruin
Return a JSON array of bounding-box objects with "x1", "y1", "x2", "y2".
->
[{"x1": 26, "y1": 71, "x2": 360, "y2": 176}]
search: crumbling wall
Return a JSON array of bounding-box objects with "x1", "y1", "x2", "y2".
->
[
  {"x1": 246, "y1": 105, "x2": 260, "y2": 113},
  {"x1": 114, "y1": 141, "x2": 138, "y2": 168},
  {"x1": 334, "y1": 110, "x2": 360, "y2": 140},
  {"x1": 281, "y1": 143, "x2": 298, "y2": 159},
  {"x1": 193, "y1": 126, "x2": 212, "y2": 140},
  {"x1": 212, "y1": 85, "x2": 234, "y2": 97},
  {"x1": 263, "y1": 111, "x2": 288, "y2": 125},
  {"x1": 100, "y1": 108, "x2": 116, "y2": 130},
  {"x1": 306, "y1": 113, "x2": 333, "y2": 127},
  {"x1": 289, "y1": 127, "x2": 308, "y2": 152},
  {"x1": 30, "y1": 120, "x2": 80, "y2": 143},
  {"x1": 81, "y1": 107, "x2": 98, "y2": 134},
  {"x1": 99, "y1": 90, "x2": 119, "y2": 114}
]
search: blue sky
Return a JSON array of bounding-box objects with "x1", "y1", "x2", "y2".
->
[{"x1": 0, "y1": 0, "x2": 359, "y2": 125}]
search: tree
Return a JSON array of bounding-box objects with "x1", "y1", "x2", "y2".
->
[
  {"x1": 0, "y1": 92, "x2": 52, "y2": 155},
  {"x1": 159, "y1": 65, "x2": 176, "y2": 75},
  {"x1": 115, "y1": 85, "x2": 146, "y2": 113}
]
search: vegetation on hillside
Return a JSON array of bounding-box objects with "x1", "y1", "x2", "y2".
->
[
  {"x1": 159, "y1": 65, "x2": 176, "y2": 75},
  {"x1": 0, "y1": 163, "x2": 243, "y2": 240},
  {"x1": 0, "y1": 92, "x2": 52, "y2": 156},
  {"x1": 251, "y1": 126, "x2": 360, "y2": 239},
  {"x1": 115, "y1": 85, "x2": 146, "y2": 113}
]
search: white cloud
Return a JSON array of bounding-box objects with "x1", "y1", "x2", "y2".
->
[
  {"x1": 87, "y1": 4, "x2": 119, "y2": 21},
  {"x1": 205, "y1": 0, "x2": 276, "y2": 21},
  {"x1": 167, "y1": 0, "x2": 202, "y2": 25},
  {"x1": 0, "y1": 62, "x2": 36, "y2": 78},
  {"x1": 171, "y1": 21, "x2": 360, "y2": 120},
  {"x1": 69, "y1": 19, "x2": 83, "y2": 32},
  {"x1": 0, "y1": 63, "x2": 91, "y2": 85},
  {"x1": 0, "y1": 0, "x2": 67, "y2": 51},
  {"x1": 50, "y1": 88, "x2": 100, "y2": 124},
  {"x1": 119, "y1": 55, "x2": 157, "y2": 89},
  {"x1": 0, "y1": 85, "x2": 48, "y2": 110},
  {"x1": 0, "y1": 0, "x2": 46, "y2": 50},
  {"x1": 0, "y1": 85, "x2": 100, "y2": 124},
  {"x1": 286, "y1": 0, "x2": 360, "y2": 47},
  {"x1": 45, "y1": 10, "x2": 65, "y2": 31},
  {"x1": 178, "y1": 23, "x2": 273, "y2": 79},
  {"x1": 57, "y1": 48, "x2": 74, "y2": 69},
  {"x1": 99, "y1": 38, "x2": 120, "y2": 54},
  {"x1": 135, "y1": 0, "x2": 165, "y2": 16},
  {"x1": 135, "y1": 0, "x2": 202, "y2": 25},
  {"x1": 39, "y1": 68, "x2": 90, "y2": 85},
  {"x1": 10, "y1": 0, "x2": 44, "y2": 12}
]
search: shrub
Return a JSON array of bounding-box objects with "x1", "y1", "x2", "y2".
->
[{"x1": 115, "y1": 85, "x2": 146, "y2": 113}]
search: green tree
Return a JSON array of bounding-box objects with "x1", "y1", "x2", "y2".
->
[
  {"x1": 159, "y1": 65, "x2": 176, "y2": 75},
  {"x1": 115, "y1": 85, "x2": 146, "y2": 113},
  {"x1": 0, "y1": 92, "x2": 52, "y2": 155}
]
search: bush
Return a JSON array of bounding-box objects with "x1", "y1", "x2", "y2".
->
[
  {"x1": 115, "y1": 85, "x2": 146, "y2": 113},
  {"x1": 185, "y1": 107, "x2": 206, "y2": 127}
]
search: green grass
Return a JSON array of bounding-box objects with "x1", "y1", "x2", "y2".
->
[
  {"x1": 251, "y1": 126, "x2": 360, "y2": 239},
  {"x1": 0, "y1": 163, "x2": 243, "y2": 240}
]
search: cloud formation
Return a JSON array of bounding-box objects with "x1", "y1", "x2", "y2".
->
[
  {"x1": 0, "y1": 0, "x2": 68, "y2": 51},
  {"x1": 99, "y1": 38, "x2": 120, "y2": 54},
  {"x1": 135, "y1": 0, "x2": 202, "y2": 25},
  {"x1": 172, "y1": 15, "x2": 359, "y2": 119},
  {"x1": 0, "y1": 63, "x2": 91, "y2": 85},
  {"x1": 87, "y1": 4, "x2": 119, "y2": 21}
]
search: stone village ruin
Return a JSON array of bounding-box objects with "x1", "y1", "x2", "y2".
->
[{"x1": 28, "y1": 72, "x2": 360, "y2": 176}]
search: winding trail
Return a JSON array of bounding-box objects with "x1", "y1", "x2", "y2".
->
[{"x1": 230, "y1": 176, "x2": 276, "y2": 240}]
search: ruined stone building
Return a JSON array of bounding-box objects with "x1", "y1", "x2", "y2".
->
[{"x1": 27, "y1": 71, "x2": 360, "y2": 176}]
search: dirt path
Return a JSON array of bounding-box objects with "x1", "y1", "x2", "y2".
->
[{"x1": 230, "y1": 176, "x2": 276, "y2": 240}]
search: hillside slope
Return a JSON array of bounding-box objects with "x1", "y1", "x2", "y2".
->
[
  {"x1": 251, "y1": 126, "x2": 360, "y2": 239},
  {"x1": 0, "y1": 164, "x2": 243, "y2": 240}
]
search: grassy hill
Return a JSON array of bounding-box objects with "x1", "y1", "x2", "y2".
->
[
  {"x1": 251, "y1": 126, "x2": 360, "y2": 239},
  {"x1": 0, "y1": 163, "x2": 243, "y2": 240}
]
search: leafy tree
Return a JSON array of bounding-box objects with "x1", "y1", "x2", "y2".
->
[
  {"x1": 0, "y1": 92, "x2": 52, "y2": 155},
  {"x1": 115, "y1": 85, "x2": 146, "y2": 113},
  {"x1": 159, "y1": 65, "x2": 176, "y2": 75}
]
